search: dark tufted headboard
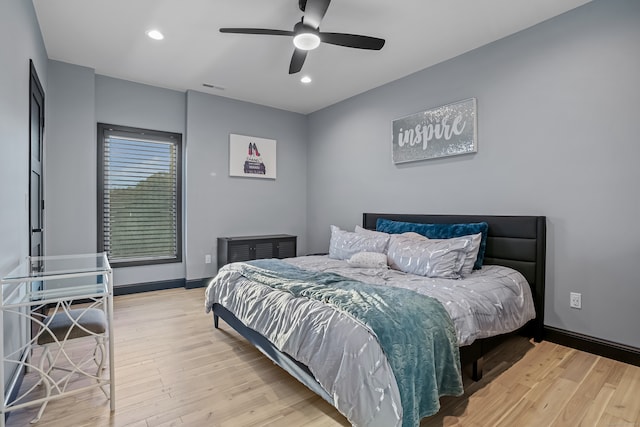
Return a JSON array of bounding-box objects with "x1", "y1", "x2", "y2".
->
[{"x1": 363, "y1": 213, "x2": 546, "y2": 341}]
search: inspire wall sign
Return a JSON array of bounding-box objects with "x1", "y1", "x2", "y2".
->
[{"x1": 392, "y1": 98, "x2": 477, "y2": 164}]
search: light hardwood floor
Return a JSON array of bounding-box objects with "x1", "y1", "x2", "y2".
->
[{"x1": 6, "y1": 288, "x2": 639, "y2": 427}]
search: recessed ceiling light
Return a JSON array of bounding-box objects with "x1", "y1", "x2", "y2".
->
[
  {"x1": 146, "y1": 29, "x2": 164, "y2": 40},
  {"x1": 300, "y1": 76, "x2": 312, "y2": 84}
]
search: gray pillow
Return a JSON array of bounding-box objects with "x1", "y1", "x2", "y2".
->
[
  {"x1": 386, "y1": 233, "x2": 473, "y2": 279},
  {"x1": 328, "y1": 225, "x2": 390, "y2": 260},
  {"x1": 354, "y1": 225, "x2": 391, "y2": 252},
  {"x1": 427, "y1": 233, "x2": 482, "y2": 277}
]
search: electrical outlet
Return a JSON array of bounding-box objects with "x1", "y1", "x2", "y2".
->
[
  {"x1": 205, "y1": 254, "x2": 212, "y2": 264},
  {"x1": 570, "y1": 292, "x2": 582, "y2": 309}
]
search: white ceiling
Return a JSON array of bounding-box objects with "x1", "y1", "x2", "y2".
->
[{"x1": 33, "y1": 0, "x2": 591, "y2": 114}]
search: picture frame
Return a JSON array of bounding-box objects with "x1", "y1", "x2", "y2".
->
[
  {"x1": 229, "y1": 134, "x2": 277, "y2": 179},
  {"x1": 392, "y1": 98, "x2": 477, "y2": 164}
]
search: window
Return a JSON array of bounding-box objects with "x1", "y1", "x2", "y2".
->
[{"x1": 97, "y1": 123, "x2": 182, "y2": 267}]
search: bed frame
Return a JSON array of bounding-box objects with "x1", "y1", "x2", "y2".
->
[{"x1": 212, "y1": 213, "x2": 546, "y2": 403}]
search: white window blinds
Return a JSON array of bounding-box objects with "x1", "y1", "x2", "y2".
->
[{"x1": 98, "y1": 124, "x2": 182, "y2": 267}]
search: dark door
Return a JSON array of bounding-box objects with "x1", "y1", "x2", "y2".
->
[{"x1": 29, "y1": 60, "x2": 45, "y2": 259}]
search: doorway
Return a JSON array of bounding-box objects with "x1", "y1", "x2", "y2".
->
[{"x1": 29, "y1": 60, "x2": 45, "y2": 259}]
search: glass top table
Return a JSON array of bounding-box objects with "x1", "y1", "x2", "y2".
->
[
  {"x1": 1, "y1": 253, "x2": 112, "y2": 307},
  {"x1": 2, "y1": 253, "x2": 110, "y2": 281}
]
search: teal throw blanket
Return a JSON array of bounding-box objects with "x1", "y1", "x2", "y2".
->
[{"x1": 229, "y1": 259, "x2": 464, "y2": 426}]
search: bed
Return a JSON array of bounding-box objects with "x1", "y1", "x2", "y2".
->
[{"x1": 205, "y1": 213, "x2": 546, "y2": 427}]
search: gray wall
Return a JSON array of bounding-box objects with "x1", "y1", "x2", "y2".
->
[
  {"x1": 45, "y1": 61, "x2": 95, "y2": 256},
  {"x1": 0, "y1": 0, "x2": 48, "y2": 393},
  {"x1": 185, "y1": 90, "x2": 308, "y2": 281},
  {"x1": 307, "y1": 0, "x2": 640, "y2": 348}
]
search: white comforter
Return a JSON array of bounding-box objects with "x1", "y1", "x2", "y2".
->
[{"x1": 205, "y1": 256, "x2": 535, "y2": 426}]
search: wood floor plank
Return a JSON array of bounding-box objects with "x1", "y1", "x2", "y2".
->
[
  {"x1": 558, "y1": 348, "x2": 598, "y2": 383},
  {"x1": 578, "y1": 383, "x2": 616, "y2": 427},
  {"x1": 603, "y1": 363, "x2": 640, "y2": 423},
  {"x1": 5, "y1": 287, "x2": 639, "y2": 427},
  {"x1": 549, "y1": 354, "x2": 622, "y2": 427}
]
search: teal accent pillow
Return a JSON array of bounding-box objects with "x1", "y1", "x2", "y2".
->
[{"x1": 376, "y1": 218, "x2": 489, "y2": 269}]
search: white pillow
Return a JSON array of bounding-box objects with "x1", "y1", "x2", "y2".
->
[
  {"x1": 347, "y1": 252, "x2": 389, "y2": 268},
  {"x1": 456, "y1": 233, "x2": 482, "y2": 276},
  {"x1": 386, "y1": 233, "x2": 472, "y2": 279},
  {"x1": 426, "y1": 233, "x2": 482, "y2": 277},
  {"x1": 328, "y1": 225, "x2": 390, "y2": 260},
  {"x1": 354, "y1": 226, "x2": 391, "y2": 252}
]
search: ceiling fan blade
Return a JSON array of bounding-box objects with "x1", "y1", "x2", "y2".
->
[
  {"x1": 220, "y1": 28, "x2": 294, "y2": 36},
  {"x1": 303, "y1": 0, "x2": 331, "y2": 29},
  {"x1": 289, "y1": 49, "x2": 308, "y2": 74},
  {"x1": 320, "y1": 32, "x2": 385, "y2": 50}
]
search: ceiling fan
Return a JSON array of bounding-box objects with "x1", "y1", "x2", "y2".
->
[{"x1": 219, "y1": 0, "x2": 386, "y2": 74}]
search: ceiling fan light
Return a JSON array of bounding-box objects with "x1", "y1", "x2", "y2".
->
[
  {"x1": 293, "y1": 32, "x2": 320, "y2": 50},
  {"x1": 146, "y1": 29, "x2": 164, "y2": 40}
]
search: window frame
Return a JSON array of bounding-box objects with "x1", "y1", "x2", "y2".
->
[{"x1": 97, "y1": 122, "x2": 183, "y2": 268}]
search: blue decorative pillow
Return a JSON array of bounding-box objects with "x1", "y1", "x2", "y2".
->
[{"x1": 376, "y1": 218, "x2": 489, "y2": 269}]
